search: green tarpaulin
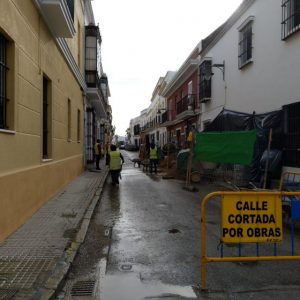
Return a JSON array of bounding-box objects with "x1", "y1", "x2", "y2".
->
[{"x1": 194, "y1": 130, "x2": 256, "y2": 165}]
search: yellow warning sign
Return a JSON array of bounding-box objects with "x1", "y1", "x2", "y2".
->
[{"x1": 221, "y1": 194, "x2": 282, "y2": 243}]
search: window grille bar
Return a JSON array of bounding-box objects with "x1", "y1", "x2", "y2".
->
[
  {"x1": 65, "y1": 0, "x2": 74, "y2": 21},
  {"x1": 0, "y1": 34, "x2": 7, "y2": 129},
  {"x1": 43, "y1": 77, "x2": 48, "y2": 158},
  {"x1": 282, "y1": 0, "x2": 300, "y2": 39},
  {"x1": 283, "y1": 102, "x2": 300, "y2": 167},
  {"x1": 238, "y1": 23, "x2": 253, "y2": 68},
  {"x1": 199, "y1": 61, "x2": 212, "y2": 102}
]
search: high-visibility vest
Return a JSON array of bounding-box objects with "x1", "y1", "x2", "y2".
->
[
  {"x1": 110, "y1": 151, "x2": 121, "y2": 170},
  {"x1": 94, "y1": 143, "x2": 100, "y2": 155},
  {"x1": 150, "y1": 147, "x2": 158, "y2": 159}
]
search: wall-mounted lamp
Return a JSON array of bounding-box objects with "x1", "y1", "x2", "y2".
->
[{"x1": 204, "y1": 60, "x2": 225, "y2": 81}]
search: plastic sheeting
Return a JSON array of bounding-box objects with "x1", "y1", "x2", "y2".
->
[
  {"x1": 195, "y1": 130, "x2": 257, "y2": 165},
  {"x1": 204, "y1": 109, "x2": 283, "y2": 182}
]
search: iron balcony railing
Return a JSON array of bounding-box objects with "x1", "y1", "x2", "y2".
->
[
  {"x1": 134, "y1": 124, "x2": 140, "y2": 135},
  {"x1": 86, "y1": 70, "x2": 99, "y2": 88},
  {"x1": 85, "y1": 25, "x2": 101, "y2": 42},
  {"x1": 161, "y1": 111, "x2": 168, "y2": 124},
  {"x1": 85, "y1": 70, "x2": 106, "y2": 100},
  {"x1": 176, "y1": 94, "x2": 196, "y2": 115}
]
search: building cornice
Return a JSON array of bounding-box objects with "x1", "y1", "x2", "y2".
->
[
  {"x1": 162, "y1": 59, "x2": 199, "y2": 98},
  {"x1": 56, "y1": 38, "x2": 87, "y2": 90},
  {"x1": 200, "y1": 0, "x2": 256, "y2": 57},
  {"x1": 33, "y1": 0, "x2": 87, "y2": 91},
  {"x1": 86, "y1": 88, "x2": 107, "y2": 117},
  {"x1": 84, "y1": 0, "x2": 95, "y2": 25}
]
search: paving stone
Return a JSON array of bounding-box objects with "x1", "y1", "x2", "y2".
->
[{"x1": 0, "y1": 165, "x2": 108, "y2": 298}]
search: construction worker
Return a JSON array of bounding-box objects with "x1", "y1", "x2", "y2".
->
[
  {"x1": 94, "y1": 139, "x2": 101, "y2": 170},
  {"x1": 149, "y1": 141, "x2": 158, "y2": 174},
  {"x1": 106, "y1": 144, "x2": 124, "y2": 185},
  {"x1": 186, "y1": 125, "x2": 195, "y2": 148}
]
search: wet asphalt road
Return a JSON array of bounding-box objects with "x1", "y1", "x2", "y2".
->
[{"x1": 61, "y1": 150, "x2": 300, "y2": 300}]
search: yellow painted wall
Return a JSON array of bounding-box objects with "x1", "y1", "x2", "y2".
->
[
  {"x1": 0, "y1": 0, "x2": 85, "y2": 241},
  {"x1": 0, "y1": 155, "x2": 83, "y2": 242},
  {"x1": 66, "y1": 0, "x2": 85, "y2": 74}
]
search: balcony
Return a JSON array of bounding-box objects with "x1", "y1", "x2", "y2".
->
[
  {"x1": 86, "y1": 71, "x2": 107, "y2": 118},
  {"x1": 176, "y1": 94, "x2": 196, "y2": 115},
  {"x1": 134, "y1": 125, "x2": 141, "y2": 135},
  {"x1": 86, "y1": 25, "x2": 102, "y2": 44},
  {"x1": 161, "y1": 111, "x2": 168, "y2": 124},
  {"x1": 37, "y1": 0, "x2": 75, "y2": 38},
  {"x1": 140, "y1": 121, "x2": 155, "y2": 133}
]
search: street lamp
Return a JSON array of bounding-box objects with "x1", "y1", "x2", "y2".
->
[{"x1": 204, "y1": 60, "x2": 227, "y2": 107}]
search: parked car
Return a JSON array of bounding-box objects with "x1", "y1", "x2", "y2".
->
[{"x1": 119, "y1": 144, "x2": 125, "y2": 150}]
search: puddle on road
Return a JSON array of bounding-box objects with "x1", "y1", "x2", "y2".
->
[{"x1": 96, "y1": 271, "x2": 196, "y2": 299}]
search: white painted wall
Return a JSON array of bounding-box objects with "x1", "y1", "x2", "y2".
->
[
  {"x1": 130, "y1": 73, "x2": 175, "y2": 147},
  {"x1": 201, "y1": 0, "x2": 300, "y2": 125},
  {"x1": 129, "y1": 115, "x2": 142, "y2": 146}
]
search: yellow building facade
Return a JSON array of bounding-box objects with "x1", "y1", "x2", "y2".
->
[{"x1": 0, "y1": 0, "x2": 86, "y2": 241}]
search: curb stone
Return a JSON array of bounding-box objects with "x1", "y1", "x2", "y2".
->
[{"x1": 39, "y1": 168, "x2": 109, "y2": 299}]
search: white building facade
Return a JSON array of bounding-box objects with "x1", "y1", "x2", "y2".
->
[
  {"x1": 138, "y1": 71, "x2": 176, "y2": 148},
  {"x1": 198, "y1": 0, "x2": 300, "y2": 170},
  {"x1": 199, "y1": 0, "x2": 300, "y2": 127},
  {"x1": 129, "y1": 114, "x2": 142, "y2": 149},
  {"x1": 84, "y1": 0, "x2": 110, "y2": 164}
]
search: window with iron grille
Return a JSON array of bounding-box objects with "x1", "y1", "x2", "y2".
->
[
  {"x1": 77, "y1": 109, "x2": 81, "y2": 142},
  {"x1": 238, "y1": 21, "x2": 253, "y2": 69},
  {"x1": 67, "y1": 99, "x2": 71, "y2": 140},
  {"x1": 283, "y1": 101, "x2": 300, "y2": 167},
  {"x1": 43, "y1": 76, "x2": 50, "y2": 159},
  {"x1": 66, "y1": 0, "x2": 74, "y2": 21},
  {"x1": 282, "y1": 0, "x2": 300, "y2": 39},
  {"x1": 161, "y1": 111, "x2": 168, "y2": 123},
  {"x1": 199, "y1": 60, "x2": 211, "y2": 102},
  {"x1": 0, "y1": 33, "x2": 7, "y2": 129},
  {"x1": 134, "y1": 124, "x2": 140, "y2": 135}
]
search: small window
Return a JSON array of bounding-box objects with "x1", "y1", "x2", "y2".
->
[
  {"x1": 77, "y1": 109, "x2": 81, "y2": 142},
  {"x1": 238, "y1": 20, "x2": 253, "y2": 69},
  {"x1": 67, "y1": 99, "x2": 71, "y2": 141},
  {"x1": 199, "y1": 60, "x2": 212, "y2": 102},
  {"x1": 0, "y1": 33, "x2": 8, "y2": 129},
  {"x1": 188, "y1": 81, "x2": 193, "y2": 95},
  {"x1": 77, "y1": 22, "x2": 81, "y2": 69},
  {"x1": 283, "y1": 101, "x2": 300, "y2": 167},
  {"x1": 282, "y1": 0, "x2": 300, "y2": 39},
  {"x1": 43, "y1": 76, "x2": 52, "y2": 159}
]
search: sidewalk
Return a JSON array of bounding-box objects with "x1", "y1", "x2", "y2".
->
[{"x1": 0, "y1": 160, "x2": 108, "y2": 299}]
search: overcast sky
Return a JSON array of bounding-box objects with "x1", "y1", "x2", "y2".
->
[{"x1": 91, "y1": 0, "x2": 243, "y2": 136}]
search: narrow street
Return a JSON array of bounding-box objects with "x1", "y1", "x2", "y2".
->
[
  {"x1": 61, "y1": 150, "x2": 206, "y2": 299},
  {"x1": 60, "y1": 151, "x2": 300, "y2": 300}
]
